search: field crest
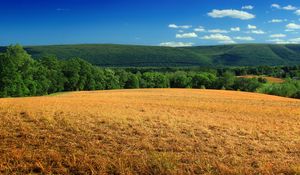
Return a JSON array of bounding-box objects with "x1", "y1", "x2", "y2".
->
[{"x1": 1, "y1": 89, "x2": 300, "y2": 174}]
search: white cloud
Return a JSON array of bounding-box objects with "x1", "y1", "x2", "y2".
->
[
  {"x1": 169, "y1": 24, "x2": 178, "y2": 28},
  {"x1": 248, "y1": 24, "x2": 257, "y2": 29},
  {"x1": 289, "y1": 38, "x2": 300, "y2": 43},
  {"x1": 208, "y1": 29, "x2": 229, "y2": 33},
  {"x1": 194, "y1": 26, "x2": 205, "y2": 32},
  {"x1": 249, "y1": 30, "x2": 266, "y2": 34},
  {"x1": 268, "y1": 38, "x2": 300, "y2": 44},
  {"x1": 286, "y1": 23, "x2": 300, "y2": 29},
  {"x1": 269, "y1": 40, "x2": 292, "y2": 44},
  {"x1": 160, "y1": 42, "x2": 194, "y2": 47},
  {"x1": 271, "y1": 4, "x2": 281, "y2": 9},
  {"x1": 271, "y1": 4, "x2": 297, "y2": 11},
  {"x1": 219, "y1": 40, "x2": 236, "y2": 44},
  {"x1": 176, "y1": 32, "x2": 198, "y2": 38},
  {"x1": 268, "y1": 19, "x2": 283, "y2": 23},
  {"x1": 295, "y1": 10, "x2": 300, "y2": 16},
  {"x1": 201, "y1": 34, "x2": 234, "y2": 44},
  {"x1": 208, "y1": 9, "x2": 255, "y2": 20},
  {"x1": 230, "y1": 27, "x2": 240, "y2": 32},
  {"x1": 269, "y1": 34, "x2": 286, "y2": 38},
  {"x1": 168, "y1": 24, "x2": 192, "y2": 29},
  {"x1": 285, "y1": 29, "x2": 295, "y2": 32},
  {"x1": 276, "y1": 41, "x2": 297, "y2": 44},
  {"x1": 234, "y1": 36, "x2": 254, "y2": 41},
  {"x1": 242, "y1": 5, "x2": 254, "y2": 10},
  {"x1": 283, "y1": 5, "x2": 297, "y2": 11},
  {"x1": 268, "y1": 38, "x2": 284, "y2": 42}
]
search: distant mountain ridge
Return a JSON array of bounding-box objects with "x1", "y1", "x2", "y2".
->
[{"x1": 2, "y1": 44, "x2": 300, "y2": 67}]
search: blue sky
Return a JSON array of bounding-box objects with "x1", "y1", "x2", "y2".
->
[{"x1": 1, "y1": 0, "x2": 300, "y2": 46}]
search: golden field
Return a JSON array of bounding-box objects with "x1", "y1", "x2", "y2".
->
[
  {"x1": 237, "y1": 75, "x2": 285, "y2": 83},
  {"x1": 0, "y1": 89, "x2": 300, "y2": 175}
]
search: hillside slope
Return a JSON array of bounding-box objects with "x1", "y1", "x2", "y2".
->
[
  {"x1": 24, "y1": 44, "x2": 212, "y2": 67},
  {"x1": 2, "y1": 44, "x2": 300, "y2": 67},
  {"x1": 0, "y1": 89, "x2": 300, "y2": 174}
]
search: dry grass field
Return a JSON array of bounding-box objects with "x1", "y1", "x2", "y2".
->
[
  {"x1": 237, "y1": 75, "x2": 285, "y2": 83},
  {"x1": 0, "y1": 89, "x2": 300, "y2": 175}
]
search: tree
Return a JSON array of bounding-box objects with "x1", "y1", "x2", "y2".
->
[
  {"x1": 77, "y1": 59, "x2": 94, "y2": 90},
  {"x1": 217, "y1": 71, "x2": 236, "y2": 90},
  {"x1": 93, "y1": 68, "x2": 106, "y2": 90},
  {"x1": 258, "y1": 79, "x2": 299, "y2": 97},
  {"x1": 191, "y1": 73, "x2": 216, "y2": 89},
  {"x1": 142, "y1": 72, "x2": 169, "y2": 88},
  {"x1": 32, "y1": 62, "x2": 50, "y2": 95},
  {"x1": 125, "y1": 73, "x2": 139, "y2": 89},
  {"x1": 233, "y1": 78, "x2": 262, "y2": 92},
  {"x1": 293, "y1": 90, "x2": 300, "y2": 99},
  {"x1": 40, "y1": 56, "x2": 65, "y2": 94},
  {"x1": 0, "y1": 45, "x2": 35, "y2": 97},
  {"x1": 62, "y1": 58, "x2": 81, "y2": 91},
  {"x1": 136, "y1": 71, "x2": 147, "y2": 88},
  {"x1": 104, "y1": 69, "x2": 120, "y2": 89},
  {"x1": 169, "y1": 71, "x2": 191, "y2": 88},
  {"x1": 0, "y1": 53, "x2": 24, "y2": 97},
  {"x1": 115, "y1": 69, "x2": 129, "y2": 89}
]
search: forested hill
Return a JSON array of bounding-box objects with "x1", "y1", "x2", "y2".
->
[{"x1": 2, "y1": 44, "x2": 300, "y2": 67}]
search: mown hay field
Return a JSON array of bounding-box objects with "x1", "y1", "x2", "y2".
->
[
  {"x1": 0, "y1": 89, "x2": 300, "y2": 175},
  {"x1": 237, "y1": 75, "x2": 285, "y2": 83}
]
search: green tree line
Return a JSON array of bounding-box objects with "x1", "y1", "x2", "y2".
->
[{"x1": 0, "y1": 45, "x2": 300, "y2": 99}]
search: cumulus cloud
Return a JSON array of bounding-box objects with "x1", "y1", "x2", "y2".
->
[
  {"x1": 268, "y1": 19, "x2": 284, "y2": 23},
  {"x1": 242, "y1": 5, "x2": 254, "y2": 10},
  {"x1": 276, "y1": 41, "x2": 297, "y2": 44},
  {"x1": 159, "y1": 42, "x2": 194, "y2": 47},
  {"x1": 249, "y1": 30, "x2": 266, "y2": 34},
  {"x1": 267, "y1": 39, "x2": 289, "y2": 44},
  {"x1": 208, "y1": 9, "x2": 255, "y2": 20},
  {"x1": 168, "y1": 24, "x2": 192, "y2": 29},
  {"x1": 248, "y1": 24, "x2": 257, "y2": 29},
  {"x1": 271, "y1": 4, "x2": 297, "y2": 11},
  {"x1": 208, "y1": 29, "x2": 229, "y2": 33},
  {"x1": 234, "y1": 36, "x2": 254, "y2": 41},
  {"x1": 283, "y1": 5, "x2": 297, "y2": 11},
  {"x1": 194, "y1": 26, "x2": 205, "y2": 32},
  {"x1": 268, "y1": 38, "x2": 284, "y2": 42},
  {"x1": 295, "y1": 10, "x2": 300, "y2": 16},
  {"x1": 271, "y1": 4, "x2": 281, "y2": 9},
  {"x1": 201, "y1": 34, "x2": 235, "y2": 44},
  {"x1": 285, "y1": 29, "x2": 295, "y2": 32},
  {"x1": 176, "y1": 32, "x2": 198, "y2": 38},
  {"x1": 219, "y1": 40, "x2": 236, "y2": 44},
  {"x1": 202, "y1": 34, "x2": 232, "y2": 41},
  {"x1": 268, "y1": 38, "x2": 299, "y2": 44},
  {"x1": 269, "y1": 34, "x2": 286, "y2": 38},
  {"x1": 286, "y1": 23, "x2": 300, "y2": 29},
  {"x1": 289, "y1": 38, "x2": 300, "y2": 43},
  {"x1": 231, "y1": 27, "x2": 240, "y2": 32}
]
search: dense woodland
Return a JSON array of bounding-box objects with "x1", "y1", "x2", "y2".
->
[
  {"x1": 10, "y1": 44, "x2": 300, "y2": 67},
  {"x1": 1, "y1": 45, "x2": 300, "y2": 99}
]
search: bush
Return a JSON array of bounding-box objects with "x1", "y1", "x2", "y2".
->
[
  {"x1": 258, "y1": 80, "x2": 300, "y2": 98},
  {"x1": 233, "y1": 78, "x2": 262, "y2": 92},
  {"x1": 142, "y1": 72, "x2": 169, "y2": 88},
  {"x1": 169, "y1": 71, "x2": 191, "y2": 88},
  {"x1": 191, "y1": 73, "x2": 216, "y2": 89}
]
